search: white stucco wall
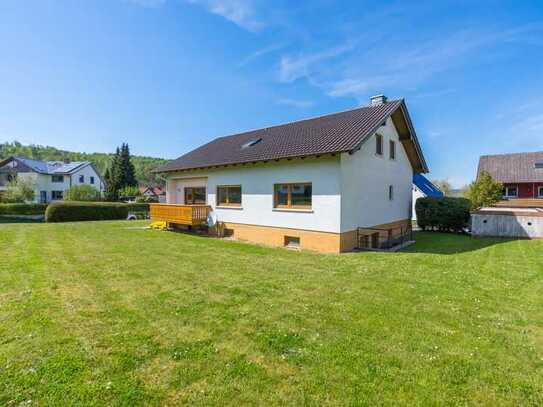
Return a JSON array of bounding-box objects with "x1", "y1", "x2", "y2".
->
[
  {"x1": 339, "y1": 117, "x2": 414, "y2": 232},
  {"x1": 71, "y1": 164, "x2": 104, "y2": 193},
  {"x1": 165, "y1": 157, "x2": 342, "y2": 233}
]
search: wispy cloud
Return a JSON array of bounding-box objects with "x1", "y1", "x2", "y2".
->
[
  {"x1": 276, "y1": 98, "x2": 314, "y2": 108},
  {"x1": 186, "y1": 0, "x2": 263, "y2": 32},
  {"x1": 278, "y1": 43, "x2": 355, "y2": 83},
  {"x1": 238, "y1": 43, "x2": 286, "y2": 67}
]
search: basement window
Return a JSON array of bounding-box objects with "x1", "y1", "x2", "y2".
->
[
  {"x1": 241, "y1": 138, "x2": 262, "y2": 149},
  {"x1": 284, "y1": 236, "x2": 300, "y2": 249}
]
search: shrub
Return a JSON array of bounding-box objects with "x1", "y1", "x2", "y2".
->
[
  {"x1": 64, "y1": 185, "x2": 101, "y2": 201},
  {"x1": 125, "y1": 202, "x2": 150, "y2": 212},
  {"x1": 465, "y1": 171, "x2": 503, "y2": 210},
  {"x1": 1, "y1": 177, "x2": 35, "y2": 203},
  {"x1": 0, "y1": 203, "x2": 48, "y2": 216},
  {"x1": 415, "y1": 197, "x2": 471, "y2": 232},
  {"x1": 45, "y1": 202, "x2": 129, "y2": 223}
]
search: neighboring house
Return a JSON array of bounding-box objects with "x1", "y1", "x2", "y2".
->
[
  {"x1": 153, "y1": 95, "x2": 428, "y2": 253},
  {"x1": 412, "y1": 173, "x2": 444, "y2": 220},
  {"x1": 0, "y1": 156, "x2": 104, "y2": 203},
  {"x1": 140, "y1": 186, "x2": 166, "y2": 203},
  {"x1": 477, "y1": 151, "x2": 543, "y2": 199}
]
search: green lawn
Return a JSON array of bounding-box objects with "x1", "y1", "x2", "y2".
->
[{"x1": 1, "y1": 221, "x2": 542, "y2": 405}]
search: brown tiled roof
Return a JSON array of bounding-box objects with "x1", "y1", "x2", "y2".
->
[
  {"x1": 477, "y1": 151, "x2": 543, "y2": 183},
  {"x1": 155, "y1": 99, "x2": 427, "y2": 173}
]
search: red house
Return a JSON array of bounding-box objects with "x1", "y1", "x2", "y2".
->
[{"x1": 477, "y1": 151, "x2": 543, "y2": 199}]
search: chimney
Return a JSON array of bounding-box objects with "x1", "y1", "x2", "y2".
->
[{"x1": 370, "y1": 94, "x2": 387, "y2": 106}]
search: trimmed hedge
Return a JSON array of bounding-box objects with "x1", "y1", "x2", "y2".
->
[
  {"x1": 45, "y1": 202, "x2": 129, "y2": 223},
  {"x1": 415, "y1": 197, "x2": 471, "y2": 232},
  {"x1": 0, "y1": 203, "x2": 48, "y2": 216}
]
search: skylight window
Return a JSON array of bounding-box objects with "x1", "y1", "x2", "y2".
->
[{"x1": 241, "y1": 138, "x2": 262, "y2": 149}]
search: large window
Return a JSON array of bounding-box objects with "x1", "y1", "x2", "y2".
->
[
  {"x1": 376, "y1": 134, "x2": 383, "y2": 156},
  {"x1": 51, "y1": 175, "x2": 64, "y2": 183},
  {"x1": 52, "y1": 190, "x2": 63, "y2": 200},
  {"x1": 217, "y1": 185, "x2": 242, "y2": 207},
  {"x1": 503, "y1": 186, "x2": 518, "y2": 198},
  {"x1": 184, "y1": 187, "x2": 206, "y2": 204},
  {"x1": 274, "y1": 183, "x2": 312, "y2": 209}
]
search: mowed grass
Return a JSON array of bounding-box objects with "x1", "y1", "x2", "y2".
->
[{"x1": 1, "y1": 221, "x2": 542, "y2": 406}]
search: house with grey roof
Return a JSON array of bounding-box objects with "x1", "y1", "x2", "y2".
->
[
  {"x1": 0, "y1": 156, "x2": 104, "y2": 203},
  {"x1": 152, "y1": 95, "x2": 428, "y2": 253},
  {"x1": 477, "y1": 151, "x2": 543, "y2": 200}
]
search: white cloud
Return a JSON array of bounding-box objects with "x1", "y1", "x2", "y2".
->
[
  {"x1": 278, "y1": 43, "x2": 354, "y2": 83},
  {"x1": 238, "y1": 43, "x2": 285, "y2": 67},
  {"x1": 186, "y1": 0, "x2": 262, "y2": 32},
  {"x1": 276, "y1": 98, "x2": 314, "y2": 108}
]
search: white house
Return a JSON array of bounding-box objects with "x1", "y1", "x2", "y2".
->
[
  {"x1": 0, "y1": 157, "x2": 104, "y2": 203},
  {"x1": 153, "y1": 95, "x2": 428, "y2": 253}
]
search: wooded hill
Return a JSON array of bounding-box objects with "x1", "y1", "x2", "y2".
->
[{"x1": 0, "y1": 141, "x2": 168, "y2": 186}]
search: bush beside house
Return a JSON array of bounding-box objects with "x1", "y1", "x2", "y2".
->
[
  {"x1": 64, "y1": 185, "x2": 101, "y2": 201},
  {"x1": 45, "y1": 202, "x2": 129, "y2": 222},
  {"x1": 416, "y1": 197, "x2": 471, "y2": 232}
]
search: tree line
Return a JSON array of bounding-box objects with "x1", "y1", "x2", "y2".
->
[{"x1": 0, "y1": 141, "x2": 167, "y2": 186}]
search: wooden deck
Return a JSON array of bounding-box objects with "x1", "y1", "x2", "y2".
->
[
  {"x1": 494, "y1": 199, "x2": 543, "y2": 208},
  {"x1": 149, "y1": 204, "x2": 210, "y2": 226}
]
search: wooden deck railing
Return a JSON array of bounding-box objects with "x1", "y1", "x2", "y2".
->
[
  {"x1": 149, "y1": 204, "x2": 210, "y2": 226},
  {"x1": 494, "y1": 199, "x2": 543, "y2": 208}
]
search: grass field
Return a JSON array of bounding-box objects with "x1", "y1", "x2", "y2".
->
[{"x1": 1, "y1": 221, "x2": 542, "y2": 405}]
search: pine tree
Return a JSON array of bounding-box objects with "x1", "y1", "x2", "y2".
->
[{"x1": 120, "y1": 143, "x2": 137, "y2": 188}]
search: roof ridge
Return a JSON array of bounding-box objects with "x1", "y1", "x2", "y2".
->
[
  {"x1": 481, "y1": 151, "x2": 543, "y2": 158},
  {"x1": 215, "y1": 99, "x2": 403, "y2": 140}
]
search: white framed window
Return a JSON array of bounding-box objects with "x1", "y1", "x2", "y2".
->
[
  {"x1": 503, "y1": 186, "x2": 518, "y2": 198},
  {"x1": 538, "y1": 186, "x2": 543, "y2": 197},
  {"x1": 52, "y1": 190, "x2": 63, "y2": 200},
  {"x1": 388, "y1": 185, "x2": 394, "y2": 201},
  {"x1": 90, "y1": 176, "x2": 95, "y2": 185},
  {"x1": 79, "y1": 175, "x2": 84, "y2": 183},
  {"x1": 51, "y1": 175, "x2": 64, "y2": 183}
]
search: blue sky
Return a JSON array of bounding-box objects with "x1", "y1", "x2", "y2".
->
[{"x1": 0, "y1": 0, "x2": 542, "y2": 186}]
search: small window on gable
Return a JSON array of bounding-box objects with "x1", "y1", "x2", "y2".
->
[
  {"x1": 376, "y1": 134, "x2": 383, "y2": 156},
  {"x1": 90, "y1": 176, "x2": 95, "y2": 185},
  {"x1": 388, "y1": 185, "x2": 394, "y2": 201},
  {"x1": 389, "y1": 140, "x2": 396, "y2": 160},
  {"x1": 79, "y1": 175, "x2": 84, "y2": 183}
]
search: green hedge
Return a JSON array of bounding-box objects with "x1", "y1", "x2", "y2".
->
[
  {"x1": 45, "y1": 202, "x2": 129, "y2": 223},
  {"x1": 415, "y1": 197, "x2": 471, "y2": 232},
  {"x1": 0, "y1": 203, "x2": 48, "y2": 216}
]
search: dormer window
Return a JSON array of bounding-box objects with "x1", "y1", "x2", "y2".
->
[{"x1": 241, "y1": 138, "x2": 262, "y2": 149}]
